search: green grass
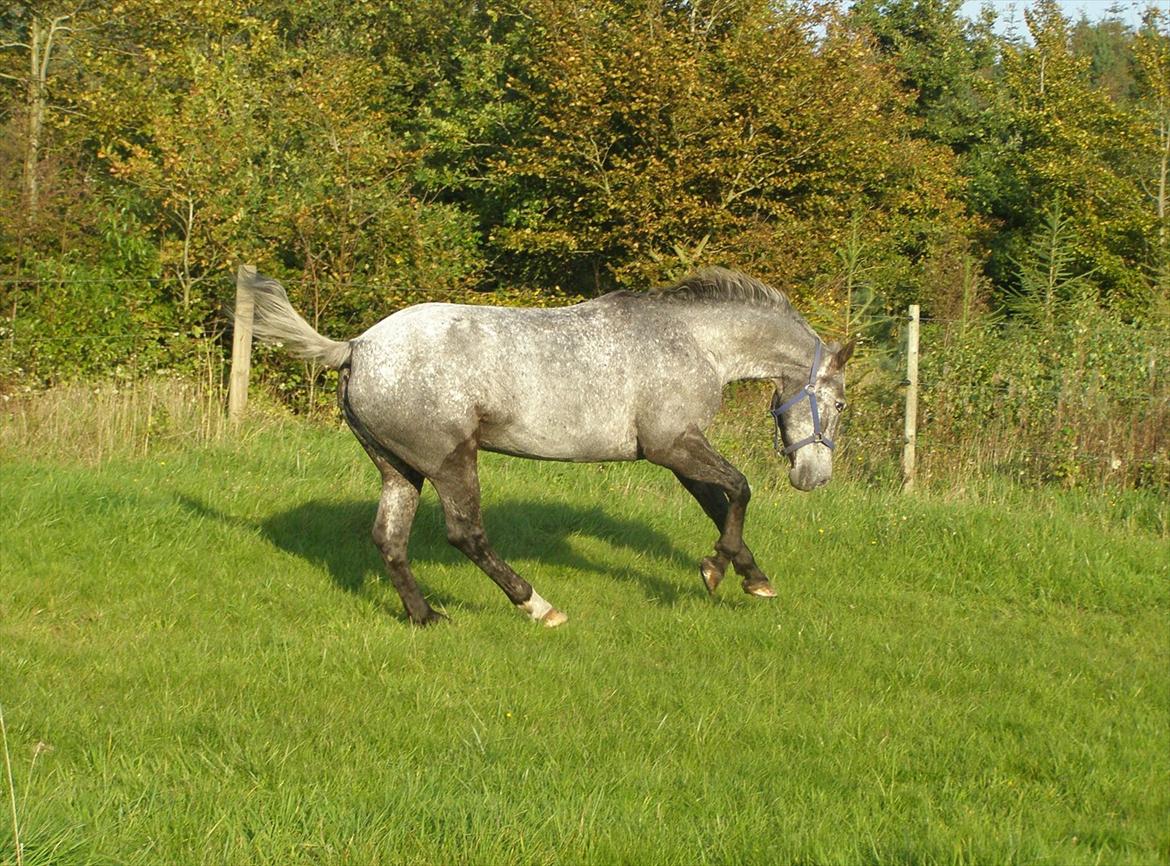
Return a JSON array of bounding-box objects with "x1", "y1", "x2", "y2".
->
[{"x1": 1, "y1": 422, "x2": 1168, "y2": 865}]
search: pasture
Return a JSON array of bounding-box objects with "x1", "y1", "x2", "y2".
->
[{"x1": 1, "y1": 421, "x2": 1167, "y2": 865}]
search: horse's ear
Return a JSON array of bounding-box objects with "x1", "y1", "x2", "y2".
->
[{"x1": 831, "y1": 339, "x2": 856, "y2": 370}]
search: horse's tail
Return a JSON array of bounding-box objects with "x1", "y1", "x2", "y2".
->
[{"x1": 242, "y1": 272, "x2": 352, "y2": 369}]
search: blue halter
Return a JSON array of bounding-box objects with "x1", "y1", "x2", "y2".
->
[{"x1": 770, "y1": 338, "x2": 834, "y2": 456}]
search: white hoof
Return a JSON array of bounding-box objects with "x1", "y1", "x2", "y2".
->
[
  {"x1": 519, "y1": 590, "x2": 566, "y2": 626},
  {"x1": 541, "y1": 608, "x2": 568, "y2": 628}
]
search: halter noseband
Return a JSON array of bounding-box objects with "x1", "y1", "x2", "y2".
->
[{"x1": 770, "y1": 338, "x2": 834, "y2": 456}]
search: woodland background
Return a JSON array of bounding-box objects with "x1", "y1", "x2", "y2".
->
[{"x1": 1, "y1": 0, "x2": 1167, "y2": 488}]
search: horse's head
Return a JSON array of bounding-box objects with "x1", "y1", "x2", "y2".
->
[{"x1": 771, "y1": 338, "x2": 854, "y2": 491}]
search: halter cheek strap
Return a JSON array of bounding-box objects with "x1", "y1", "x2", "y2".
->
[{"x1": 770, "y1": 338, "x2": 835, "y2": 455}]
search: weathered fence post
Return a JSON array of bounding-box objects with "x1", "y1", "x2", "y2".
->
[
  {"x1": 901, "y1": 303, "x2": 920, "y2": 491},
  {"x1": 228, "y1": 264, "x2": 256, "y2": 426}
]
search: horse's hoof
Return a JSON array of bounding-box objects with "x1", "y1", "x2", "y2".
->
[
  {"x1": 413, "y1": 608, "x2": 448, "y2": 626},
  {"x1": 541, "y1": 608, "x2": 569, "y2": 628},
  {"x1": 700, "y1": 557, "x2": 725, "y2": 594},
  {"x1": 519, "y1": 590, "x2": 566, "y2": 626},
  {"x1": 742, "y1": 577, "x2": 777, "y2": 598}
]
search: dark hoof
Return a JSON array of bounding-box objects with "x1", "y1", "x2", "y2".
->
[
  {"x1": 700, "y1": 557, "x2": 726, "y2": 594},
  {"x1": 411, "y1": 608, "x2": 448, "y2": 627},
  {"x1": 741, "y1": 577, "x2": 777, "y2": 598}
]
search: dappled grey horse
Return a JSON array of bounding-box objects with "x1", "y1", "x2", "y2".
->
[{"x1": 246, "y1": 267, "x2": 853, "y2": 627}]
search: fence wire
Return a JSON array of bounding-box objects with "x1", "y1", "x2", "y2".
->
[{"x1": 2, "y1": 275, "x2": 1166, "y2": 488}]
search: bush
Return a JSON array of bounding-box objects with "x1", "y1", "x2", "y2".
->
[{"x1": 917, "y1": 305, "x2": 1168, "y2": 489}]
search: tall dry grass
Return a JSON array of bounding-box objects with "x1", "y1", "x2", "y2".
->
[
  {"x1": 0, "y1": 377, "x2": 225, "y2": 464},
  {"x1": 0, "y1": 346, "x2": 233, "y2": 464}
]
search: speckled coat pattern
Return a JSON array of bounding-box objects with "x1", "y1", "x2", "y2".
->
[{"x1": 245, "y1": 268, "x2": 852, "y2": 626}]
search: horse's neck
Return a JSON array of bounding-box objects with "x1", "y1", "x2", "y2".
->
[{"x1": 680, "y1": 304, "x2": 819, "y2": 385}]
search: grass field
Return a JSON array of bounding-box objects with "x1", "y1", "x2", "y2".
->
[{"x1": 2, "y1": 420, "x2": 1168, "y2": 865}]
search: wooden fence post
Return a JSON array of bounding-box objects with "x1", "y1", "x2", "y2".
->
[
  {"x1": 901, "y1": 303, "x2": 920, "y2": 491},
  {"x1": 228, "y1": 264, "x2": 256, "y2": 426}
]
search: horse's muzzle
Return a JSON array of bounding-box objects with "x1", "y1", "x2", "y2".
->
[{"x1": 789, "y1": 463, "x2": 830, "y2": 492}]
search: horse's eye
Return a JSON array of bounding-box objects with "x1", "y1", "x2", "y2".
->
[{"x1": 835, "y1": 401, "x2": 846, "y2": 412}]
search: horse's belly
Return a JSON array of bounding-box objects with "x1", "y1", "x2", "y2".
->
[{"x1": 479, "y1": 414, "x2": 639, "y2": 462}]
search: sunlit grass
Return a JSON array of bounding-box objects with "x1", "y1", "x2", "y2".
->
[{"x1": 1, "y1": 421, "x2": 1167, "y2": 865}]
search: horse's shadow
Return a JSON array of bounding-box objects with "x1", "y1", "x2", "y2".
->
[{"x1": 181, "y1": 494, "x2": 698, "y2": 611}]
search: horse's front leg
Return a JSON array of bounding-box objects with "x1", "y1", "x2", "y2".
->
[
  {"x1": 671, "y1": 474, "x2": 775, "y2": 597},
  {"x1": 646, "y1": 427, "x2": 776, "y2": 598}
]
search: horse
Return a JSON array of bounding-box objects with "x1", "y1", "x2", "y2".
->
[{"x1": 245, "y1": 267, "x2": 853, "y2": 627}]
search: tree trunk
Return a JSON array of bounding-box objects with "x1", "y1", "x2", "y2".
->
[
  {"x1": 22, "y1": 18, "x2": 43, "y2": 222},
  {"x1": 1158, "y1": 113, "x2": 1167, "y2": 236},
  {"x1": 20, "y1": 15, "x2": 70, "y2": 227},
  {"x1": 1157, "y1": 110, "x2": 1168, "y2": 294}
]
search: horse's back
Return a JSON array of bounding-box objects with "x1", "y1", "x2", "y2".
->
[{"x1": 345, "y1": 297, "x2": 719, "y2": 466}]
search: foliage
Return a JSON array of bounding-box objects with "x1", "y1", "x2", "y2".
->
[
  {"x1": 917, "y1": 206, "x2": 1168, "y2": 489},
  {"x1": 474, "y1": 0, "x2": 968, "y2": 297},
  {"x1": 0, "y1": 0, "x2": 1167, "y2": 487},
  {"x1": 975, "y1": 1, "x2": 1158, "y2": 305},
  {"x1": 853, "y1": 0, "x2": 1165, "y2": 313},
  {"x1": 1005, "y1": 198, "x2": 1097, "y2": 332},
  {"x1": 847, "y1": 0, "x2": 999, "y2": 149},
  {"x1": 1130, "y1": 9, "x2": 1170, "y2": 297}
]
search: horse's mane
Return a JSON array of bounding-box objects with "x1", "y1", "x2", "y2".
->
[{"x1": 650, "y1": 266, "x2": 794, "y2": 312}]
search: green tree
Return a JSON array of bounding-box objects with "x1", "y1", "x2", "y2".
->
[
  {"x1": 847, "y1": 0, "x2": 997, "y2": 150},
  {"x1": 100, "y1": 43, "x2": 275, "y2": 315},
  {"x1": 0, "y1": 2, "x2": 98, "y2": 272},
  {"x1": 478, "y1": 0, "x2": 969, "y2": 300},
  {"x1": 0, "y1": 7, "x2": 74, "y2": 229},
  {"x1": 1070, "y1": 4, "x2": 1139, "y2": 103},
  {"x1": 975, "y1": 0, "x2": 1153, "y2": 307},
  {"x1": 1007, "y1": 199, "x2": 1096, "y2": 335},
  {"x1": 1132, "y1": 9, "x2": 1170, "y2": 298}
]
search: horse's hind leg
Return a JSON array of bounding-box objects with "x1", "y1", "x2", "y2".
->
[
  {"x1": 369, "y1": 453, "x2": 443, "y2": 625},
  {"x1": 341, "y1": 366, "x2": 441, "y2": 625},
  {"x1": 646, "y1": 427, "x2": 775, "y2": 598},
  {"x1": 430, "y1": 440, "x2": 568, "y2": 627}
]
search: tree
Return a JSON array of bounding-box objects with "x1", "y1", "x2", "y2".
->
[
  {"x1": 1070, "y1": 4, "x2": 1139, "y2": 103},
  {"x1": 477, "y1": 0, "x2": 969, "y2": 300},
  {"x1": 974, "y1": 0, "x2": 1153, "y2": 306},
  {"x1": 1132, "y1": 9, "x2": 1170, "y2": 297},
  {"x1": 1007, "y1": 198, "x2": 1096, "y2": 335},
  {"x1": 100, "y1": 40, "x2": 276, "y2": 313},
  {"x1": 847, "y1": 0, "x2": 997, "y2": 150},
  {"x1": 1, "y1": 6, "x2": 76, "y2": 230},
  {"x1": 64, "y1": 0, "x2": 485, "y2": 331}
]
